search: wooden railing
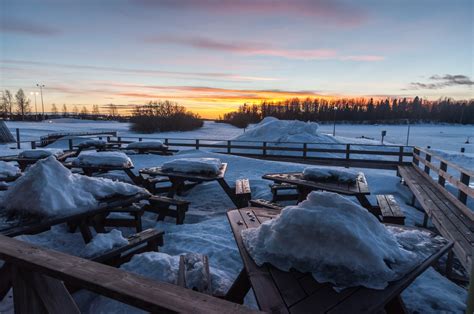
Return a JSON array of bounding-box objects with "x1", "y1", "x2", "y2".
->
[
  {"x1": 0, "y1": 235, "x2": 255, "y2": 313},
  {"x1": 413, "y1": 147, "x2": 473, "y2": 205}
]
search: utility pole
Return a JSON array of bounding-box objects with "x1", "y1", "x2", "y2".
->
[
  {"x1": 332, "y1": 106, "x2": 338, "y2": 136},
  {"x1": 36, "y1": 84, "x2": 45, "y2": 118}
]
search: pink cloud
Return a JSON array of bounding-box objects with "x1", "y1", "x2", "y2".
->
[{"x1": 340, "y1": 55, "x2": 385, "y2": 61}]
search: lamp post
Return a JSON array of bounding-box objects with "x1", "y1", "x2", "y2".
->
[
  {"x1": 332, "y1": 106, "x2": 338, "y2": 136},
  {"x1": 30, "y1": 92, "x2": 39, "y2": 120},
  {"x1": 36, "y1": 84, "x2": 45, "y2": 118},
  {"x1": 406, "y1": 119, "x2": 411, "y2": 146}
]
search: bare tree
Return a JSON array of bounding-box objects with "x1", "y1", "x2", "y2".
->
[
  {"x1": 15, "y1": 89, "x2": 31, "y2": 120},
  {"x1": 72, "y1": 105, "x2": 79, "y2": 116},
  {"x1": 80, "y1": 106, "x2": 89, "y2": 117},
  {"x1": 51, "y1": 103, "x2": 58, "y2": 116},
  {"x1": 92, "y1": 104, "x2": 100, "y2": 116},
  {"x1": 109, "y1": 104, "x2": 118, "y2": 117},
  {"x1": 62, "y1": 104, "x2": 68, "y2": 116},
  {"x1": 1, "y1": 90, "x2": 13, "y2": 118}
]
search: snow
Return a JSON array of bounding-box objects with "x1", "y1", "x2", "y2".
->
[
  {"x1": 242, "y1": 191, "x2": 416, "y2": 290},
  {"x1": 72, "y1": 151, "x2": 133, "y2": 168},
  {"x1": 127, "y1": 141, "x2": 164, "y2": 149},
  {"x1": 428, "y1": 148, "x2": 473, "y2": 171},
  {"x1": 0, "y1": 161, "x2": 20, "y2": 179},
  {"x1": 77, "y1": 139, "x2": 107, "y2": 149},
  {"x1": 18, "y1": 148, "x2": 63, "y2": 159},
  {"x1": 162, "y1": 157, "x2": 222, "y2": 175},
  {"x1": 1, "y1": 156, "x2": 146, "y2": 217},
  {"x1": 81, "y1": 229, "x2": 129, "y2": 258},
  {"x1": 303, "y1": 166, "x2": 361, "y2": 183}
]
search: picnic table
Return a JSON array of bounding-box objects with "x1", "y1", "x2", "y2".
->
[
  {"x1": 226, "y1": 207, "x2": 453, "y2": 313},
  {"x1": 63, "y1": 162, "x2": 143, "y2": 186},
  {"x1": 140, "y1": 163, "x2": 241, "y2": 207},
  {"x1": 262, "y1": 172, "x2": 372, "y2": 210},
  {"x1": 0, "y1": 151, "x2": 77, "y2": 171}
]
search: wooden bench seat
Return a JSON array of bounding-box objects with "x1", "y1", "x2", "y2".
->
[
  {"x1": 249, "y1": 199, "x2": 284, "y2": 211},
  {"x1": 398, "y1": 164, "x2": 473, "y2": 273},
  {"x1": 235, "y1": 178, "x2": 251, "y2": 208},
  {"x1": 103, "y1": 205, "x2": 144, "y2": 232},
  {"x1": 376, "y1": 194, "x2": 406, "y2": 225},
  {"x1": 270, "y1": 182, "x2": 298, "y2": 202},
  {"x1": 146, "y1": 195, "x2": 190, "y2": 224}
]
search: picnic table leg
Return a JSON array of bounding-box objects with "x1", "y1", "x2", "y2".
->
[
  {"x1": 167, "y1": 177, "x2": 185, "y2": 198},
  {"x1": 0, "y1": 263, "x2": 12, "y2": 301},
  {"x1": 123, "y1": 168, "x2": 143, "y2": 186},
  {"x1": 297, "y1": 186, "x2": 311, "y2": 202},
  {"x1": 223, "y1": 268, "x2": 251, "y2": 304},
  {"x1": 356, "y1": 194, "x2": 376, "y2": 212},
  {"x1": 78, "y1": 220, "x2": 93, "y2": 243},
  {"x1": 82, "y1": 168, "x2": 94, "y2": 176},
  {"x1": 217, "y1": 178, "x2": 240, "y2": 208},
  {"x1": 385, "y1": 295, "x2": 407, "y2": 314}
]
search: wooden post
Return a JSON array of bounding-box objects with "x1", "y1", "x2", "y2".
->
[
  {"x1": 68, "y1": 139, "x2": 73, "y2": 151},
  {"x1": 139, "y1": 137, "x2": 142, "y2": 142},
  {"x1": 31, "y1": 141, "x2": 36, "y2": 149},
  {"x1": 466, "y1": 262, "x2": 473, "y2": 314},
  {"x1": 196, "y1": 139, "x2": 200, "y2": 150},
  {"x1": 458, "y1": 172, "x2": 470, "y2": 204},
  {"x1": 413, "y1": 147, "x2": 420, "y2": 166},
  {"x1": 165, "y1": 138, "x2": 169, "y2": 145},
  {"x1": 227, "y1": 140, "x2": 231, "y2": 154},
  {"x1": 398, "y1": 146, "x2": 404, "y2": 164},
  {"x1": 438, "y1": 161, "x2": 447, "y2": 187},
  {"x1": 262, "y1": 142, "x2": 267, "y2": 156},
  {"x1": 107, "y1": 136, "x2": 110, "y2": 143},
  {"x1": 303, "y1": 143, "x2": 307, "y2": 159},
  {"x1": 345, "y1": 144, "x2": 350, "y2": 160},
  {"x1": 424, "y1": 153, "x2": 431, "y2": 174},
  {"x1": 16, "y1": 128, "x2": 20, "y2": 149}
]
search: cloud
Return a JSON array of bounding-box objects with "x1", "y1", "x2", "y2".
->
[
  {"x1": 406, "y1": 74, "x2": 474, "y2": 90},
  {"x1": 0, "y1": 18, "x2": 60, "y2": 36},
  {"x1": 147, "y1": 36, "x2": 383, "y2": 61},
  {"x1": 133, "y1": 0, "x2": 366, "y2": 26}
]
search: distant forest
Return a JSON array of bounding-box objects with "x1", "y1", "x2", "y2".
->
[{"x1": 220, "y1": 97, "x2": 474, "y2": 128}]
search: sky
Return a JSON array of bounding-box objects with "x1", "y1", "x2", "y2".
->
[{"x1": 1, "y1": 0, "x2": 473, "y2": 118}]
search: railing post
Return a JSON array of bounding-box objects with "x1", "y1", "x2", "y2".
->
[
  {"x1": 458, "y1": 172, "x2": 470, "y2": 204},
  {"x1": 31, "y1": 141, "x2": 36, "y2": 149},
  {"x1": 438, "y1": 161, "x2": 447, "y2": 187},
  {"x1": 165, "y1": 138, "x2": 169, "y2": 146},
  {"x1": 345, "y1": 144, "x2": 350, "y2": 160},
  {"x1": 413, "y1": 147, "x2": 420, "y2": 166},
  {"x1": 398, "y1": 146, "x2": 404, "y2": 164},
  {"x1": 303, "y1": 143, "x2": 307, "y2": 159},
  {"x1": 262, "y1": 142, "x2": 267, "y2": 156},
  {"x1": 68, "y1": 139, "x2": 73, "y2": 151},
  {"x1": 139, "y1": 137, "x2": 142, "y2": 142},
  {"x1": 196, "y1": 139, "x2": 200, "y2": 150},
  {"x1": 227, "y1": 140, "x2": 231, "y2": 154},
  {"x1": 424, "y1": 153, "x2": 431, "y2": 174},
  {"x1": 107, "y1": 136, "x2": 110, "y2": 143},
  {"x1": 98, "y1": 137, "x2": 102, "y2": 140},
  {"x1": 16, "y1": 128, "x2": 21, "y2": 149}
]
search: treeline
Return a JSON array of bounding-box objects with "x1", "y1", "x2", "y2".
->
[
  {"x1": 221, "y1": 97, "x2": 474, "y2": 128},
  {"x1": 130, "y1": 100, "x2": 203, "y2": 133}
]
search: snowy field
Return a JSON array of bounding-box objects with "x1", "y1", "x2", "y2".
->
[{"x1": 0, "y1": 118, "x2": 471, "y2": 313}]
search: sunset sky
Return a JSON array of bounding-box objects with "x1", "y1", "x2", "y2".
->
[{"x1": 1, "y1": 0, "x2": 473, "y2": 118}]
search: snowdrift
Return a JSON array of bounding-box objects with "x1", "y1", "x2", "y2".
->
[
  {"x1": 0, "y1": 161, "x2": 20, "y2": 179},
  {"x1": 19, "y1": 149, "x2": 63, "y2": 159},
  {"x1": 2, "y1": 156, "x2": 146, "y2": 217},
  {"x1": 242, "y1": 191, "x2": 415, "y2": 289}
]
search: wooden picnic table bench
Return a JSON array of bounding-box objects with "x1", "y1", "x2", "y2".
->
[
  {"x1": 0, "y1": 150, "x2": 77, "y2": 171},
  {"x1": 226, "y1": 207, "x2": 453, "y2": 313},
  {"x1": 262, "y1": 172, "x2": 373, "y2": 211}
]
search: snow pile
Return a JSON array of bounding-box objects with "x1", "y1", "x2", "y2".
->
[
  {"x1": 127, "y1": 141, "x2": 164, "y2": 149},
  {"x1": 233, "y1": 117, "x2": 337, "y2": 143},
  {"x1": 0, "y1": 161, "x2": 20, "y2": 179},
  {"x1": 162, "y1": 158, "x2": 222, "y2": 176},
  {"x1": 242, "y1": 191, "x2": 414, "y2": 289},
  {"x1": 303, "y1": 166, "x2": 361, "y2": 183},
  {"x1": 2, "y1": 156, "x2": 146, "y2": 217},
  {"x1": 77, "y1": 139, "x2": 107, "y2": 149},
  {"x1": 81, "y1": 229, "x2": 129, "y2": 258},
  {"x1": 19, "y1": 149, "x2": 63, "y2": 159},
  {"x1": 72, "y1": 151, "x2": 133, "y2": 168}
]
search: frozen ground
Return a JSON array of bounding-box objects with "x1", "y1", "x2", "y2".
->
[{"x1": 0, "y1": 118, "x2": 470, "y2": 312}]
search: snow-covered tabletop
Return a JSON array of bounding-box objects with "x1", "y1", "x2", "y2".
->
[
  {"x1": 227, "y1": 206, "x2": 452, "y2": 313},
  {"x1": 141, "y1": 162, "x2": 227, "y2": 181}
]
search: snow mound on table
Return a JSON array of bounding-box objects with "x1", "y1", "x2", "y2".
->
[
  {"x1": 127, "y1": 141, "x2": 164, "y2": 149},
  {"x1": 72, "y1": 151, "x2": 133, "y2": 168},
  {"x1": 81, "y1": 229, "x2": 129, "y2": 258},
  {"x1": 303, "y1": 166, "x2": 361, "y2": 183},
  {"x1": 233, "y1": 117, "x2": 337, "y2": 143},
  {"x1": 19, "y1": 149, "x2": 63, "y2": 159},
  {"x1": 77, "y1": 139, "x2": 106, "y2": 149},
  {"x1": 241, "y1": 191, "x2": 414, "y2": 290},
  {"x1": 2, "y1": 156, "x2": 146, "y2": 217},
  {"x1": 0, "y1": 161, "x2": 20, "y2": 179},
  {"x1": 162, "y1": 158, "x2": 222, "y2": 175}
]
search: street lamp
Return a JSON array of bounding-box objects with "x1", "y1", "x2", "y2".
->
[
  {"x1": 30, "y1": 92, "x2": 39, "y2": 120},
  {"x1": 36, "y1": 84, "x2": 45, "y2": 118},
  {"x1": 332, "y1": 106, "x2": 338, "y2": 136}
]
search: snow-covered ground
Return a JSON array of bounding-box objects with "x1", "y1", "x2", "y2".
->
[{"x1": 0, "y1": 118, "x2": 471, "y2": 313}]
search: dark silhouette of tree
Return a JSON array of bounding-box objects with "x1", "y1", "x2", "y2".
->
[{"x1": 15, "y1": 89, "x2": 31, "y2": 120}]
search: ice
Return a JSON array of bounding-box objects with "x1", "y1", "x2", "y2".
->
[
  {"x1": 1, "y1": 156, "x2": 146, "y2": 217},
  {"x1": 162, "y1": 157, "x2": 222, "y2": 175},
  {"x1": 18, "y1": 148, "x2": 63, "y2": 159},
  {"x1": 72, "y1": 151, "x2": 133, "y2": 168},
  {"x1": 0, "y1": 161, "x2": 20, "y2": 179},
  {"x1": 242, "y1": 191, "x2": 415, "y2": 290},
  {"x1": 77, "y1": 139, "x2": 107, "y2": 149},
  {"x1": 127, "y1": 141, "x2": 164, "y2": 149},
  {"x1": 303, "y1": 166, "x2": 360, "y2": 183},
  {"x1": 81, "y1": 229, "x2": 129, "y2": 258}
]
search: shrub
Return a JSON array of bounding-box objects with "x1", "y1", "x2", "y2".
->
[{"x1": 130, "y1": 101, "x2": 203, "y2": 133}]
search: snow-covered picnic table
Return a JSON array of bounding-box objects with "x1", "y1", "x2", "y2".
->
[
  {"x1": 0, "y1": 150, "x2": 77, "y2": 171},
  {"x1": 226, "y1": 207, "x2": 453, "y2": 313},
  {"x1": 262, "y1": 171, "x2": 372, "y2": 210}
]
